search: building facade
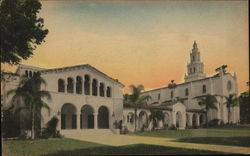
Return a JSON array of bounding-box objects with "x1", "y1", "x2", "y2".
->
[
  {"x1": 2, "y1": 64, "x2": 124, "y2": 136},
  {"x1": 123, "y1": 41, "x2": 240, "y2": 132},
  {"x1": 1, "y1": 41, "x2": 240, "y2": 136}
]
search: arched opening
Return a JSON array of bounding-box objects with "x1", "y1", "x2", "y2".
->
[
  {"x1": 138, "y1": 111, "x2": 148, "y2": 131},
  {"x1": 61, "y1": 103, "x2": 77, "y2": 129},
  {"x1": 199, "y1": 114, "x2": 205, "y2": 126},
  {"x1": 84, "y1": 75, "x2": 90, "y2": 95},
  {"x1": 58, "y1": 79, "x2": 65, "y2": 92},
  {"x1": 176, "y1": 111, "x2": 182, "y2": 128},
  {"x1": 67, "y1": 77, "x2": 74, "y2": 93},
  {"x1": 192, "y1": 114, "x2": 198, "y2": 127},
  {"x1": 80, "y1": 105, "x2": 94, "y2": 129},
  {"x1": 29, "y1": 71, "x2": 32, "y2": 77},
  {"x1": 193, "y1": 67, "x2": 196, "y2": 73},
  {"x1": 107, "y1": 86, "x2": 111, "y2": 97},
  {"x1": 92, "y1": 79, "x2": 98, "y2": 96},
  {"x1": 25, "y1": 70, "x2": 28, "y2": 77},
  {"x1": 76, "y1": 76, "x2": 82, "y2": 94},
  {"x1": 98, "y1": 106, "x2": 109, "y2": 129},
  {"x1": 164, "y1": 112, "x2": 170, "y2": 127},
  {"x1": 99, "y1": 83, "x2": 105, "y2": 97},
  {"x1": 127, "y1": 112, "x2": 134, "y2": 124}
]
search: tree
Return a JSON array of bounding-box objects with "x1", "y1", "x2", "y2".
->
[
  {"x1": 223, "y1": 94, "x2": 239, "y2": 124},
  {"x1": 0, "y1": 0, "x2": 48, "y2": 65},
  {"x1": 194, "y1": 94, "x2": 218, "y2": 127},
  {"x1": 239, "y1": 90, "x2": 250, "y2": 124},
  {"x1": 149, "y1": 109, "x2": 164, "y2": 130},
  {"x1": 7, "y1": 74, "x2": 51, "y2": 139},
  {"x1": 125, "y1": 85, "x2": 151, "y2": 132}
]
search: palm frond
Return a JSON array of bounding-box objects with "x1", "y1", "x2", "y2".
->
[
  {"x1": 136, "y1": 95, "x2": 151, "y2": 104},
  {"x1": 38, "y1": 90, "x2": 52, "y2": 101}
]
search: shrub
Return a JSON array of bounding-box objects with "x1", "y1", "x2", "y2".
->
[
  {"x1": 121, "y1": 126, "x2": 129, "y2": 134},
  {"x1": 193, "y1": 125, "x2": 198, "y2": 129},
  {"x1": 169, "y1": 125, "x2": 177, "y2": 130},
  {"x1": 41, "y1": 116, "x2": 61, "y2": 138},
  {"x1": 2, "y1": 107, "x2": 20, "y2": 138},
  {"x1": 208, "y1": 119, "x2": 220, "y2": 127}
]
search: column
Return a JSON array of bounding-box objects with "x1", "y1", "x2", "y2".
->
[
  {"x1": 96, "y1": 83, "x2": 99, "y2": 96},
  {"x1": 182, "y1": 112, "x2": 186, "y2": 129},
  {"x1": 77, "y1": 113, "x2": 81, "y2": 130},
  {"x1": 104, "y1": 87, "x2": 106, "y2": 97},
  {"x1": 197, "y1": 114, "x2": 200, "y2": 127},
  {"x1": 94, "y1": 113, "x2": 98, "y2": 129},
  {"x1": 172, "y1": 111, "x2": 176, "y2": 127},
  {"x1": 90, "y1": 79, "x2": 92, "y2": 96},
  {"x1": 189, "y1": 113, "x2": 193, "y2": 127}
]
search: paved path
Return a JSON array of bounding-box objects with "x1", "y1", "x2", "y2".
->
[{"x1": 69, "y1": 134, "x2": 250, "y2": 154}]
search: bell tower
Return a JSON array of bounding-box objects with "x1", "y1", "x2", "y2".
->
[{"x1": 184, "y1": 41, "x2": 206, "y2": 82}]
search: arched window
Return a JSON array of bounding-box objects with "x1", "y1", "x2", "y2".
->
[
  {"x1": 76, "y1": 76, "x2": 82, "y2": 94},
  {"x1": 202, "y1": 85, "x2": 206, "y2": 93},
  {"x1": 171, "y1": 91, "x2": 174, "y2": 99},
  {"x1": 99, "y1": 83, "x2": 104, "y2": 97},
  {"x1": 193, "y1": 67, "x2": 196, "y2": 73},
  {"x1": 29, "y1": 71, "x2": 32, "y2": 77},
  {"x1": 25, "y1": 70, "x2": 28, "y2": 77},
  {"x1": 107, "y1": 86, "x2": 111, "y2": 97},
  {"x1": 193, "y1": 56, "x2": 195, "y2": 61},
  {"x1": 84, "y1": 75, "x2": 90, "y2": 95},
  {"x1": 37, "y1": 72, "x2": 41, "y2": 77},
  {"x1": 67, "y1": 78, "x2": 74, "y2": 93},
  {"x1": 92, "y1": 79, "x2": 98, "y2": 96},
  {"x1": 185, "y1": 88, "x2": 189, "y2": 96},
  {"x1": 58, "y1": 79, "x2": 65, "y2": 92},
  {"x1": 190, "y1": 68, "x2": 192, "y2": 74}
]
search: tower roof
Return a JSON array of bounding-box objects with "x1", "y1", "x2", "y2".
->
[{"x1": 193, "y1": 40, "x2": 198, "y2": 49}]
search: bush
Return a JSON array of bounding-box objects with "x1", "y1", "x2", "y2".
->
[
  {"x1": 121, "y1": 126, "x2": 129, "y2": 134},
  {"x1": 193, "y1": 125, "x2": 198, "y2": 129},
  {"x1": 2, "y1": 108, "x2": 20, "y2": 138},
  {"x1": 41, "y1": 116, "x2": 61, "y2": 138},
  {"x1": 169, "y1": 125, "x2": 177, "y2": 130},
  {"x1": 208, "y1": 119, "x2": 220, "y2": 127}
]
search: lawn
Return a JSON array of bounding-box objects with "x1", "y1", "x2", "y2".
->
[
  {"x1": 137, "y1": 126, "x2": 250, "y2": 147},
  {"x1": 3, "y1": 138, "x2": 229, "y2": 156}
]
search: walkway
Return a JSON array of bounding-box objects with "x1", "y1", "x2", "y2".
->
[{"x1": 69, "y1": 134, "x2": 250, "y2": 154}]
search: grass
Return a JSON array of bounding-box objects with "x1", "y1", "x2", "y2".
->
[
  {"x1": 3, "y1": 138, "x2": 230, "y2": 156},
  {"x1": 137, "y1": 126, "x2": 250, "y2": 147}
]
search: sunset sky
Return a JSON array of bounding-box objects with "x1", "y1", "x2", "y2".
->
[{"x1": 2, "y1": 0, "x2": 249, "y2": 93}]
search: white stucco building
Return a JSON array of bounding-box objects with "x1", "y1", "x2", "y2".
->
[
  {"x1": 2, "y1": 64, "x2": 124, "y2": 136},
  {"x1": 1, "y1": 41, "x2": 240, "y2": 136},
  {"x1": 123, "y1": 41, "x2": 240, "y2": 132}
]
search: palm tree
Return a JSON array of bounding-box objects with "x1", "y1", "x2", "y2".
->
[
  {"x1": 125, "y1": 85, "x2": 151, "y2": 132},
  {"x1": 194, "y1": 94, "x2": 218, "y2": 127},
  {"x1": 7, "y1": 74, "x2": 51, "y2": 139},
  {"x1": 223, "y1": 93, "x2": 239, "y2": 124},
  {"x1": 149, "y1": 109, "x2": 164, "y2": 130}
]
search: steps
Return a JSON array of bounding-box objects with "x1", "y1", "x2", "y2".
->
[{"x1": 60, "y1": 129, "x2": 116, "y2": 137}]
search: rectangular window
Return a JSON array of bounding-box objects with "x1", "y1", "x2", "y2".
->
[
  {"x1": 158, "y1": 93, "x2": 161, "y2": 100},
  {"x1": 185, "y1": 88, "x2": 189, "y2": 96}
]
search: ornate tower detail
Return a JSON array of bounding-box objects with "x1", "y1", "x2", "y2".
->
[{"x1": 185, "y1": 41, "x2": 206, "y2": 82}]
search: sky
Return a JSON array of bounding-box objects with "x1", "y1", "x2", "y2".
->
[{"x1": 2, "y1": 0, "x2": 249, "y2": 93}]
